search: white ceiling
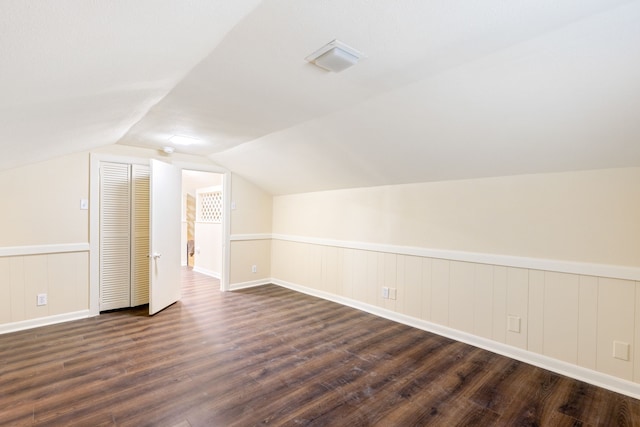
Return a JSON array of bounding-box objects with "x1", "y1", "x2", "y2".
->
[{"x1": 2, "y1": 1, "x2": 640, "y2": 195}]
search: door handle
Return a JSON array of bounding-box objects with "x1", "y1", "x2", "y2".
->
[{"x1": 152, "y1": 252, "x2": 162, "y2": 259}]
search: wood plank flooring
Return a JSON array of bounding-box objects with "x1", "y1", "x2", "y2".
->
[{"x1": 1, "y1": 268, "x2": 639, "y2": 426}]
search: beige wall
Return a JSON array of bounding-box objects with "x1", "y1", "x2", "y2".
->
[
  {"x1": 269, "y1": 167, "x2": 640, "y2": 388},
  {"x1": 230, "y1": 174, "x2": 273, "y2": 235},
  {"x1": 0, "y1": 152, "x2": 89, "y2": 247},
  {"x1": 0, "y1": 152, "x2": 91, "y2": 330},
  {"x1": 194, "y1": 222, "x2": 222, "y2": 276},
  {"x1": 229, "y1": 174, "x2": 273, "y2": 286},
  {"x1": 273, "y1": 168, "x2": 640, "y2": 267}
]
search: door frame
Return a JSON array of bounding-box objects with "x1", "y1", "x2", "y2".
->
[{"x1": 89, "y1": 153, "x2": 231, "y2": 316}]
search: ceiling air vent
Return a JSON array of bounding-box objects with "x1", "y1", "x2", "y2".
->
[{"x1": 305, "y1": 40, "x2": 364, "y2": 72}]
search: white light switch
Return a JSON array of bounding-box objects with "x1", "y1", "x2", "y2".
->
[
  {"x1": 507, "y1": 315, "x2": 521, "y2": 333},
  {"x1": 613, "y1": 341, "x2": 630, "y2": 361},
  {"x1": 231, "y1": 201, "x2": 236, "y2": 210},
  {"x1": 80, "y1": 199, "x2": 88, "y2": 210}
]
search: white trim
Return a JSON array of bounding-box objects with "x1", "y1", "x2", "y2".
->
[
  {"x1": 272, "y1": 234, "x2": 640, "y2": 281},
  {"x1": 230, "y1": 233, "x2": 272, "y2": 241},
  {"x1": 192, "y1": 266, "x2": 221, "y2": 279},
  {"x1": 174, "y1": 162, "x2": 231, "y2": 292},
  {"x1": 228, "y1": 279, "x2": 271, "y2": 291},
  {"x1": 0, "y1": 310, "x2": 93, "y2": 335},
  {"x1": 0, "y1": 243, "x2": 89, "y2": 257},
  {"x1": 89, "y1": 153, "x2": 151, "y2": 166},
  {"x1": 271, "y1": 278, "x2": 640, "y2": 400},
  {"x1": 89, "y1": 154, "x2": 101, "y2": 316}
]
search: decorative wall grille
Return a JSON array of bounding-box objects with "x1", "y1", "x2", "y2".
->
[{"x1": 199, "y1": 191, "x2": 223, "y2": 223}]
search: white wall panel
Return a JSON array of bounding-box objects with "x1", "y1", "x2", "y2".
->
[
  {"x1": 635, "y1": 281, "x2": 640, "y2": 383},
  {"x1": 528, "y1": 270, "x2": 545, "y2": 354},
  {"x1": 419, "y1": 258, "x2": 433, "y2": 322},
  {"x1": 597, "y1": 277, "x2": 635, "y2": 381},
  {"x1": 492, "y1": 266, "x2": 508, "y2": 344},
  {"x1": 375, "y1": 252, "x2": 386, "y2": 308},
  {"x1": 365, "y1": 251, "x2": 380, "y2": 306},
  {"x1": 10, "y1": 257, "x2": 25, "y2": 322},
  {"x1": 307, "y1": 244, "x2": 323, "y2": 291},
  {"x1": 0, "y1": 259, "x2": 11, "y2": 323},
  {"x1": 401, "y1": 255, "x2": 423, "y2": 319},
  {"x1": 544, "y1": 272, "x2": 579, "y2": 364},
  {"x1": 323, "y1": 245, "x2": 339, "y2": 296},
  {"x1": 506, "y1": 267, "x2": 528, "y2": 349},
  {"x1": 341, "y1": 248, "x2": 354, "y2": 299},
  {"x1": 431, "y1": 259, "x2": 450, "y2": 326},
  {"x1": 473, "y1": 264, "x2": 493, "y2": 339},
  {"x1": 449, "y1": 261, "x2": 475, "y2": 334},
  {"x1": 352, "y1": 250, "x2": 368, "y2": 304},
  {"x1": 577, "y1": 275, "x2": 598, "y2": 370},
  {"x1": 48, "y1": 253, "x2": 79, "y2": 315},
  {"x1": 382, "y1": 253, "x2": 397, "y2": 312}
]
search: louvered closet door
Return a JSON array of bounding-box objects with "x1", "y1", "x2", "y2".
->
[
  {"x1": 100, "y1": 162, "x2": 131, "y2": 310},
  {"x1": 131, "y1": 165, "x2": 150, "y2": 306}
]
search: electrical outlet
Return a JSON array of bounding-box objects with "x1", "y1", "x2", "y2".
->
[
  {"x1": 613, "y1": 341, "x2": 630, "y2": 361},
  {"x1": 507, "y1": 315, "x2": 521, "y2": 333},
  {"x1": 37, "y1": 293, "x2": 47, "y2": 306},
  {"x1": 251, "y1": 265, "x2": 257, "y2": 273},
  {"x1": 381, "y1": 287, "x2": 389, "y2": 299}
]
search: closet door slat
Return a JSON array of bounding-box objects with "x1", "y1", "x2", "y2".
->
[
  {"x1": 100, "y1": 162, "x2": 131, "y2": 310},
  {"x1": 131, "y1": 164, "x2": 150, "y2": 307}
]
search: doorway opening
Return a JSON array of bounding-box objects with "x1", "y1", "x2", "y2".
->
[{"x1": 181, "y1": 170, "x2": 224, "y2": 280}]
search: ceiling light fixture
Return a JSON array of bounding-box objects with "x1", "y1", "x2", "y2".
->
[
  {"x1": 305, "y1": 39, "x2": 364, "y2": 72},
  {"x1": 169, "y1": 135, "x2": 201, "y2": 146},
  {"x1": 162, "y1": 146, "x2": 175, "y2": 154}
]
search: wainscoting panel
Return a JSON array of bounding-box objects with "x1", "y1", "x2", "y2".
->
[
  {"x1": 270, "y1": 238, "x2": 640, "y2": 395},
  {"x1": 0, "y1": 247, "x2": 90, "y2": 333}
]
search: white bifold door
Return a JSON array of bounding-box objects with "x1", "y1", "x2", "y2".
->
[
  {"x1": 99, "y1": 160, "x2": 181, "y2": 315},
  {"x1": 99, "y1": 162, "x2": 150, "y2": 310}
]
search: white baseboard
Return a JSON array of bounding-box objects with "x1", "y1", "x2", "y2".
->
[
  {"x1": 229, "y1": 279, "x2": 272, "y2": 291},
  {"x1": 272, "y1": 278, "x2": 640, "y2": 400},
  {"x1": 0, "y1": 310, "x2": 93, "y2": 335},
  {"x1": 192, "y1": 266, "x2": 221, "y2": 279}
]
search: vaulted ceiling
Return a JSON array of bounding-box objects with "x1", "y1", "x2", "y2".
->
[{"x1": 2, "y1": 1, "x2": 639, "y2": 195}]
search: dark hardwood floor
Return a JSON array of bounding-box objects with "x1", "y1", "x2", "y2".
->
[{"x1": 1, "y1": 269, "x2": 639, "y2": 426}]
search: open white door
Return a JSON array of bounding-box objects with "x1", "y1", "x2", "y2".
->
[{"x1": 149, "y1": 159, "x2": 182, "y2": 315}]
